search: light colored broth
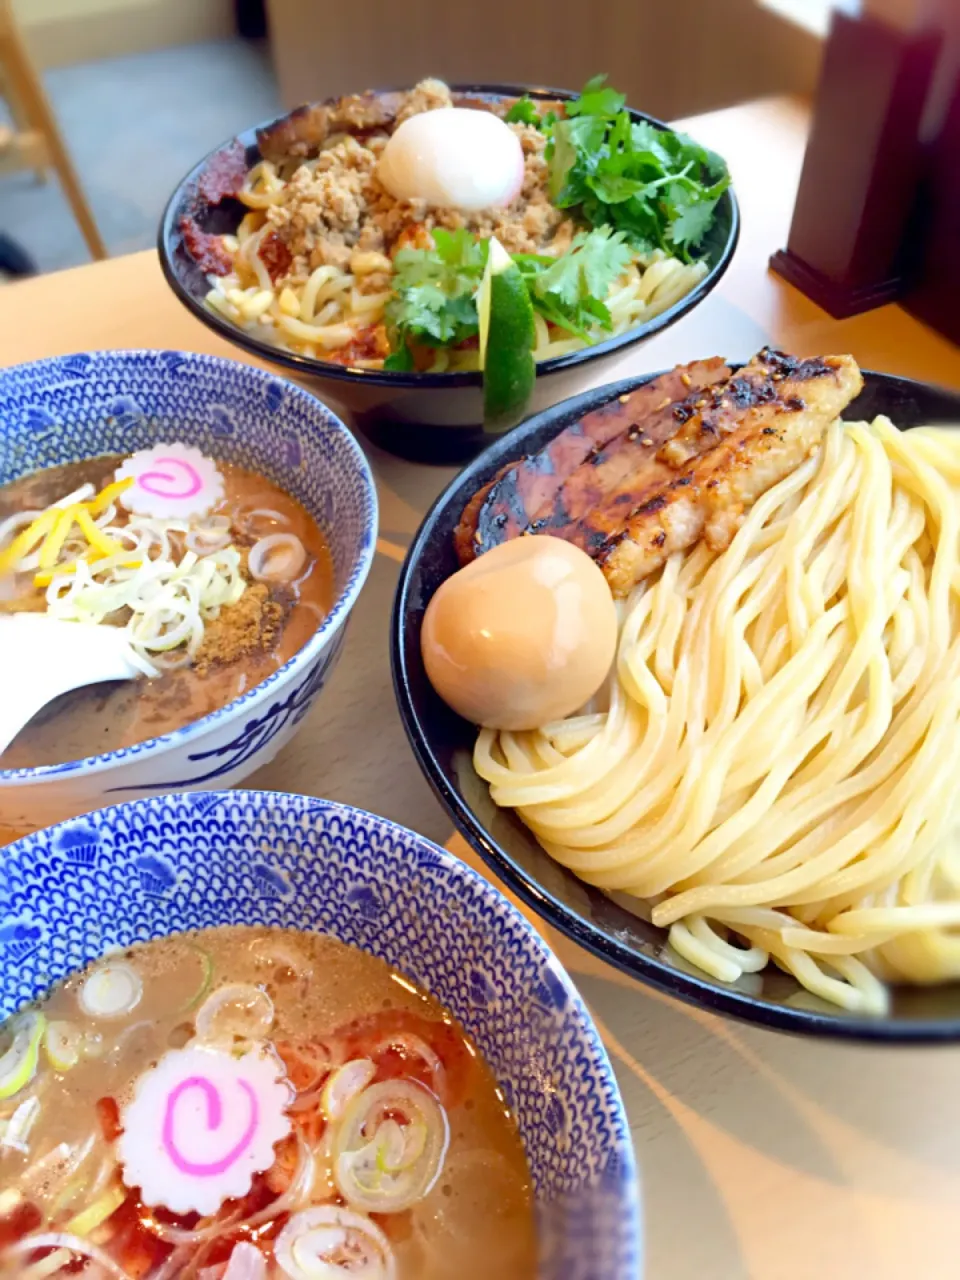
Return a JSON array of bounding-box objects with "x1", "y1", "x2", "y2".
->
[
  {"x1": 0, "y1": 457, "x2": 334, "y2": 769},
  {"x1": 0, "y1": 926, "x2": 537, "y2": 1279}
]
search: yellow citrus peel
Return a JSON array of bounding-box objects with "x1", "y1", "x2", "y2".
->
[
  {"x1": 0, "y1": 477, "x2": 134, "y2": 581},
  {"x1": 34, "y1": 554, "x2": 143, "y2": 589},
  {"x1": 0, "y1": 509, "x2": 59, "y2": 575},
  {"x1": 87, "y1": 476, "x2": 133, "y2": 517}
]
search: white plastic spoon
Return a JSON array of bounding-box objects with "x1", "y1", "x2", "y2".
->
[{"x1": 0, "y1": 614, "x2": 153, "y2": 757}]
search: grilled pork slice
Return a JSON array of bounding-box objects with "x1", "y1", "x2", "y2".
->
[
  {"x1": 595, "y1": 350, "x2": 863, "y2": 595},
  {"x1": 454, "y1": 358, "x2": 730, "y2": 566},
  {"x1": 527, "y1": 348, "x2": 799, "y2": 555},
  {"x1": 257, "y1": 92, "x2": 404, "y2": 162}
]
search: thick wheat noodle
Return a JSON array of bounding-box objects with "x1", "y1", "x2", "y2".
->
[
  {"x1": 203, "y1": 168, "x2": 710, "y2": 368},
  {"x1": 475, "y1": 416, "x2": 960, "y2": 1014}
]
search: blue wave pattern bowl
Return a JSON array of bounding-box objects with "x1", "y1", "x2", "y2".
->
[
  {"x1": 0, "y1": 350, "x2": 377, "y2": 833},
  {"x1": 0, "y1": 791, "x2": 641, "y2": 1280}
]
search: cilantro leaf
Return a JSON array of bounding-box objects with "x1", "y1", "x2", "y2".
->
[
  {"x1": 505, "y1": 96, "x2": 542, "y2": 128},
  {"x1": 547, "y1": 76, "x2": 730, "y2": 260},
  {"x1": 385, "y1": 228, "x2": 488, "y2": 358},
  {"x1": 548, "y1": 116, "x2": 608, "y2": 203},
  {"x1": 521, "y1": 228, "x2": 633, "y2": 339},
  {"x1": 668, "y1": 198, "x2": 719, "y2": 250},
  {"x1": 383, "y1": 345, "x2": 414, "y2": 372},
  {"x1": 566, "y1": 74, "x2": 626, "y2": 120}
]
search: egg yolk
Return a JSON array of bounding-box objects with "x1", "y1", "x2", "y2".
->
[
  {"x1": 377, "y1": 108, "x2": 525, "y2": 212},
  {"x1": 421, "y1": 537, "x2": 618, "y2": 731}
]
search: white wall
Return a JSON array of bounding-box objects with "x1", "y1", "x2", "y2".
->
[
  {"x1": 266, "y1": 0, "x2": 824, "y2": 120},
  {"x1": 13, "y1": 0, "x2": 234, "y2": 67}
]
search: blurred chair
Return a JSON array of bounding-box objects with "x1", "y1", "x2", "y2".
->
[{"x1": 0, "y1": 0, "x2": 106, "y2": 260}]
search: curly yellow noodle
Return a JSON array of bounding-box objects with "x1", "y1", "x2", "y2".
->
[
  {"x1": 205, "y1": 197, "x2": 710, "y2": 366},
  {"x1": 475, "y1": 417, "x2": 960, "y2": 1014}
]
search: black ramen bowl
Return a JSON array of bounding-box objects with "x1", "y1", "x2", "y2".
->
[
  {"x1": 158, "y1": 83, "x2": 739, "y2": 465},
  {"x1": 392, "y1": 366, "x2": 960, "y2": 1041}
]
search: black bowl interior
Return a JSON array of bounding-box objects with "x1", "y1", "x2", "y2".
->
[
  {"x1": 392, "y1": 368, "x2": 960, "y2": 1041},
  {"x1": 158, "y1": 83, "x2": 740, "y2": 389}
]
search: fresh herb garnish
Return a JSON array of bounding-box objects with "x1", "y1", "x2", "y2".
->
[
  {"x1": 514, "y1": 227, "x2": 633, "y2": 340},
  {"x1": 384, "y1": 227, "x2": 489, "y2": 367},
  {"x1": 384, "y1": 224, "x2": 634, "y2": 363},
  {"x1": 565, "y1": 73, "x2": 626, "y2": 120},
  {"x1": 546, "y1": 75, "x2": 730, "y2": 260},
  {"x1": 504, "y1": 96, "x2": 543, "y2": 128}
]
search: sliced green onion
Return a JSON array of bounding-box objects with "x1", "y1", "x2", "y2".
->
[
  {"x1": 250, "y1": 938, "x2": 313, "y2": 980},
  {"x1": 45, "y1": 1020, "x2": 83, "y2": 1072},
  {"x1": 320, "y1": 1058, "x2": 376, "y2": 1123},
  {"x1": 0, "y1": 1012, "x2": 45, "y2": 1100},
  {"x1": 333, "y1": 1080, "x2": 449, "y2": 1214},
  {"x1": 1, "y1": 1233, "x2": 133, "y2": 1280},
  {"x1": 65, "y1": 1182, "x2": 126, "y2": 1237},
  {"x1": 194, "y1": 983, "x2": 274, "y2": 1043},
  {"x1": 78, "y1": 962, "x2": 143, "y2": 1020},
  {"x1": 377, "y1": 1119, "x2": 426, "y2": 1175},
  {"x1": 274, "y1": 1206, "x2": 396, "y2": 1280},
  {"x1": 0, "y1": 1095, "x2": 41, "y2": 1153},
  {"x1": 174, "y1": 945, "x2": 214, "y2": 1015},
  {"x1": 371, "y1": 1032, "x2": 446, "y2": 1100}
]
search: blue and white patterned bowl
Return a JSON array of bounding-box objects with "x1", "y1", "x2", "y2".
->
[
  {"x1": 0, "y1": 792, "x2": 641, "y2": 1279},
  {"x1": 0, "y1": 350, "x2": 377, "y2": 832}
]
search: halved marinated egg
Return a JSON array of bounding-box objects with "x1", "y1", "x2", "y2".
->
[
  {"x1": 421, "y1": 537, "x2": 618, "y2": 731},
  {"x1": 377, "y1": 108, "x2": 525, "y2": 212}
]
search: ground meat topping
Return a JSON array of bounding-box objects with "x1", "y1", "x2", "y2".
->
[{"x1": 259, "y1": 81, "x2": 571, "y2": 280}]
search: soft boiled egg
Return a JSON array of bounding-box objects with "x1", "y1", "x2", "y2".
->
[
  {"x1": 421, "y1": 536, "x2": 618, "y2": 732},
  {"x1": 377, "y1": 108, "x2": 525, "y2": 212}
]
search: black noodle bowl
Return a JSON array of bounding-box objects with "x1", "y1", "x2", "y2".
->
[
  {"x1": 158, "y1": 83, "x2": 740, "y2": 463},
  {"x1": 391, "y1": 366, "x2": 960, "y2": 1041}
]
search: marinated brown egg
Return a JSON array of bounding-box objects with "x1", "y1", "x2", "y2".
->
[{"x1": 421, "y1": 536, "x2": 618, "y2": 731}]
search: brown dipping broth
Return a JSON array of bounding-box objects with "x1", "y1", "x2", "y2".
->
[
  {"x1": 0, "y1": 926, "x2": 537, "y2": 1279},
  {"x1": 0, "y1": 456, "x2": 333, "y2": 769}
]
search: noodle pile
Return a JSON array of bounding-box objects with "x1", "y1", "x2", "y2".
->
[
  {"x1": 476, "y1": 417, "x2": 960, "y2": 1013},
  {"x1": 206, "y1": 162, "x2": 707, "y2": 370}
]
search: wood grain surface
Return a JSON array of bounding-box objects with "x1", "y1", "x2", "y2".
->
[{"x1": 2, "y1": 98, "x2": 960, "y2": 1279}]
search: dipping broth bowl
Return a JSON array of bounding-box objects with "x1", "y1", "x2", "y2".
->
[
  {"x1": 0, "y1": 350, "x2": 377, "y2": 833},
  {"x1": 0, "y1": 791, "x2": 641, "y2": 1279}
]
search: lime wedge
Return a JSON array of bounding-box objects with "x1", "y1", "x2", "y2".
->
[{"x1": 479, "y1": 237, "x2": 536, "y2": 435}]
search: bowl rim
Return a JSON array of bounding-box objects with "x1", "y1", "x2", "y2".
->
[
  {"x1": 0, "y1": 349, "x2": 379, "y2": 784},
  {"x1": 0, "y1": 788, "x2": 642, "y2": 1271},
  {"x1": 390, "y1": 363, "x2": 960, "y2": 1043},
  {"x1": 157, "y1": 80, "x2": 741, "y2": 388}
]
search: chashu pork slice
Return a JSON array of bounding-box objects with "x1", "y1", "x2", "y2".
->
[
  {"x1": 455, "y1": 358, "x2": 730, "y2": 565},
  {"x1": 593, "y1": 349, "x2": 864, "y2": 595},
  {"x1": 257, "y1": 91, "x2": 404, "y2": 162}
]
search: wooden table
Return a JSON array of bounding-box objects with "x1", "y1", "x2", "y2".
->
[{"x1": 4, "y1": 98, "x2": 960, "y2": 1280}]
